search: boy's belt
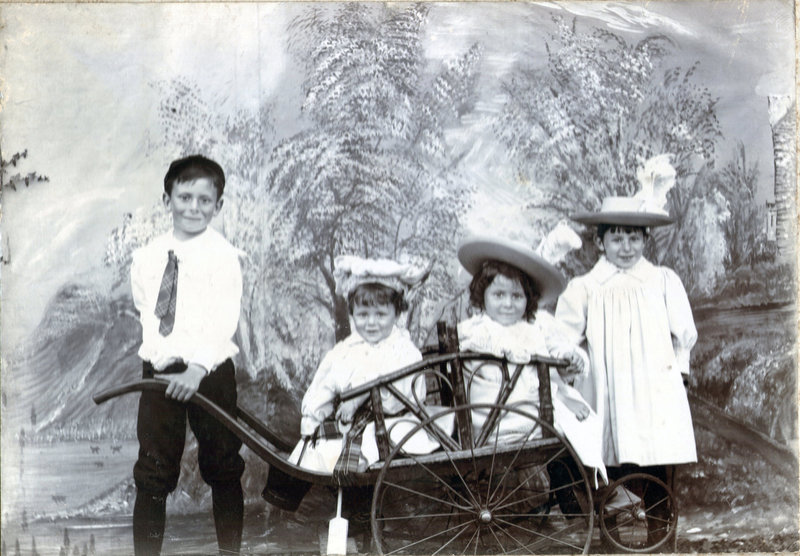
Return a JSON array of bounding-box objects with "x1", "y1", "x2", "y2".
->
[{"x1": 142, "y1": 359, "x2": 233, "y2": 377}]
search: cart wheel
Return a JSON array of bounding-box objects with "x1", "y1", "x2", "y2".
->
[
  {"x1": 371, "y1": 404, "x2": 593, "y2": 555},
  {"x1": 598, "y1": 473, "x2": 677, "y2": 553}
]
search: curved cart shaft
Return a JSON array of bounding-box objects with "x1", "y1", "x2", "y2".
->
[{"x1": 93, "y1": 379, "x2": 353, "y2": 485}]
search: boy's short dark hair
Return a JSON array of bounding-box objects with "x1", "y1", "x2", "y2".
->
[
  {"x1": 596, "y1": 224, "x2": 649, "y2": 241},
  {"x1": 468, "y1": 260, "x2": 540, "y2": 320},
  {"x1": 348, "y1": 283, "x2": 408, "y2": 315},
  {"x1": 164, "y1": 155, "x2": 226, "y2": 198}
]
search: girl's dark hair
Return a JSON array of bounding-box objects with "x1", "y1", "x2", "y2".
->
[
  {"x1": 347, "y1": 283, "x2": 408, "y2": 315},
  {"x1": 596, "y1": 224, "x2": 649, "y2": 241},
  {"x1": 468, "y1": 260, "x2": 540, "y2": 320}
]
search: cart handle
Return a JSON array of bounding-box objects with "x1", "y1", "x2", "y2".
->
[
  {"x1": 93, "y1": 380, "x2": 297, "y2": 464},
  {"x1": 93, "y1": 380, "x2": 377, "y2": 487}
]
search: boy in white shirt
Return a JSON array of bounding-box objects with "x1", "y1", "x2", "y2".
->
[{"x1": 130, "y1": 155, "x2": 245, "y2": 555}]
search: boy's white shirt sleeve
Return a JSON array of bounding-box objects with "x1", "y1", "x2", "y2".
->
[
  {"x1": 186, "y1": 251, "x2": 243, "y2": 372},
  {"x1": 663, "y1": 268, "x2": 698, "y2": 376}
]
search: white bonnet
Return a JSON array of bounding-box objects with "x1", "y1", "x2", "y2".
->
[{"x1": 334, "y1": 255, "x2": 431, "y2": 299}]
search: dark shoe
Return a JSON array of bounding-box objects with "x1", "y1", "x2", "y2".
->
[{"x1": 261, "y1": 465, "x2": 311, "y2": 512}]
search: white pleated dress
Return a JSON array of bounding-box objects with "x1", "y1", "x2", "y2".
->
[{"x1": 556, "y1": 256, "x2": 698, "y2": 466}]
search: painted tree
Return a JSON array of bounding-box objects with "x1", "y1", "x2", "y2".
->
[
  {"x1": 0, "y1": 150, "x2": 49, "y2": 192},
  {"x1": 717, "y1": 142, "x2": 764, "y2": 270},
  {"x1": 1, "y1": 150, "x2": 50, "y2": 268},
  {"x1": 495, "y1": 17, "x2": 723, "y2": 292},
  {"x1": 265, "y1": 3, "x2": 481, "y2": 344},
  {"x1": 105, "y1": 5, "x2": 481, "y2": 393}
]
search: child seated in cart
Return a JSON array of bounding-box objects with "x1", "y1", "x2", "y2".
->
[
  {"x1": 289, "y1": 255, "x2": 449, "y2": 476},
  {"x1": 455, "y1": 234, "x2": 608, "y2": 488}
]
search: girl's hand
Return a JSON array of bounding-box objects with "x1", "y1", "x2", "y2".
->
[
  {"x1": 335, "y1": 400, "x2": 360, "y2": 424},
  {"x1": 562, "y1": 351, "x2": 585, "y2": 376},
  {"x1": 561, "y1": 397, "x2": 590, "y2": 422}
]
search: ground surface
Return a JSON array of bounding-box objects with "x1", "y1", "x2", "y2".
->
[{"x1": 1, "y1": 424, "x2": 797, "y2": 555}]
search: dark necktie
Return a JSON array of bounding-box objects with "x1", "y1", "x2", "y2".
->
[{"x1": 154, "y1": 250, "x2": 178, "y2": 336}]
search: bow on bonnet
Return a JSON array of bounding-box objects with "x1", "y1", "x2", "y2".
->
[{"x1": 334, "y1": 255, "x2": 432, "y2": 299}]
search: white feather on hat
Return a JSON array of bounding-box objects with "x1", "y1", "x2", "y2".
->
[
  {"x1": 571, "y1": 154, "x2": 677, "y2": 227},
  {"x1": 535, "y1": 220, "x2": 582, "y2": 267},
  {"x1": 634, "y1": 153, "x2": 676, "y2": 214}
]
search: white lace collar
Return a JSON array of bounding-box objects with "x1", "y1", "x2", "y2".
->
[{"x1": 589, "y1": 256, "x2": 657, "y2": 285}]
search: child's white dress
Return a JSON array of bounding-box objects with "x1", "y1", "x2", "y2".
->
[
  {"x1": 556, "y1": 256, "x2": 698, "y2": 466},
  {"x1": 290, "y1": 326, "x2": 448, "y2": 473},
  {"x1": 458, "y1": 313, "x2": 607, "y2": 486}
]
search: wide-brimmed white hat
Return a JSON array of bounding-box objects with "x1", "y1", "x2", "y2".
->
[
  {"x1": 457, "y1": 235, "x2": 566, "y2": 304},
  {"x1": 570, "y1": 196, "x2": 674, "y2": 227},
  {"x1": 571, "y1": 154, "x2": 677, "y2": 227}
]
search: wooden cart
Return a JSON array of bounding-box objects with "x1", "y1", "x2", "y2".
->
[{"x1": 94, "y1": 323, "x2": 677, "y2": 554}]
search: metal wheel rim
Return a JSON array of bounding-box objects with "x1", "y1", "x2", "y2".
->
[
  {"x1": 371, "y1": 403, "x2": 594, "y2": 555},
  {"x1": 598, "y1": 472, "x2": 677, "y2": 553}
]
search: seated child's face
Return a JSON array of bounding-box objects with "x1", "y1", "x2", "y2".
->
[
  {"x1": 163, "y1": 178, "x2": 222, "y2": 240},
  {"x1": 483, "y1": 274, "x2": 527, "y2": 326},
  {"x1": 352, "y1": 302, "x2": 398, "y2": 344},
  {"x1": 598, "y1": 228, "x2": 645, "y2": 270}
]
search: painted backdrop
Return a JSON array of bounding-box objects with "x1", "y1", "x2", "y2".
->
[{"x1": 1, "y1": 2, "x2": 796, "y2": 554}]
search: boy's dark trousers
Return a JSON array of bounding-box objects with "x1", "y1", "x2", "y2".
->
[{"x1": 133, "y1": 359, "x2": 245, "y2": 556}]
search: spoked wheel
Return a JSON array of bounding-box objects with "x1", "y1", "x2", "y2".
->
[
  {"x1": 599, "y1": 473, "x2": 677, "y2": 553},
  {"x1": 371, "y1": 404, "x2": 594, "y2": 555}
]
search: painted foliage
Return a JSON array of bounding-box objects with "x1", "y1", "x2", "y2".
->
[{"x1": 0, "y1": 2, "x2": 796, "y2": 553}]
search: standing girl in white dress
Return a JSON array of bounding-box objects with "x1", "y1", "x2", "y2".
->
[{"x1": 555, "y1": 155, "x2": 698, "y2": 537}]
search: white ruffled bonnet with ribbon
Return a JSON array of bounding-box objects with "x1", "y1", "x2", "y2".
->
[{"x1": 334, "y1": 255, "x2": 431, "y2": 299}]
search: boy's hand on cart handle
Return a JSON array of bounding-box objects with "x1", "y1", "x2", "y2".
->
[{"x1": 162, "y1": 364, "x2": 207, "y2": 402}]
